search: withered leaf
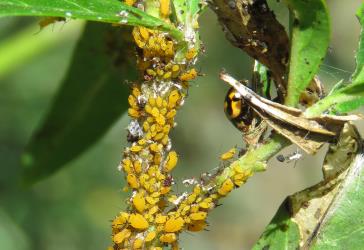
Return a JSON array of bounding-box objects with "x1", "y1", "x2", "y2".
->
[
  {"x1": 212, "y1": 0, "x2": 289, "y2": 98},
  {"x1": 220, "y1": 73, "x2": 362, "y2": 154}
]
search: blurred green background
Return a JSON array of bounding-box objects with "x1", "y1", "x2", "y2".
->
[{"x1": 0, "y1": 1, "x2": 362, "y2": 249}]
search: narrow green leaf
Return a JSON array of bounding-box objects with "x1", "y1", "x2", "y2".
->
[
  {"x1": 172, "y1": 0, "x2": 200, "y2": 25},
  {"x1": 0, "y1": 0, "x2": 182, "y2": 40},
  {"x1": 352, "y1": 4, "x2": 364, "y2": 84},
  {"x1": 284, "y1": 0, "x2": 330, "y2": 106},
  {"x1": 253, "y1": 123, "x2": 362, "y2": 249},
  {"x1": 305, "y1": 4, "x2": 364, "y2": 116},
  {"x1": 311, "y1": 155, "x2": 364, "y2": 249},
  {"x1": 21, "y1": 22, "x2": 137, "y2": 184},
  {"x1": 252, "y1": 199, "x2": 301, "y2": 250},
  {"x1": 304, "y1": 81, "x2": 364, "y2": 116}
]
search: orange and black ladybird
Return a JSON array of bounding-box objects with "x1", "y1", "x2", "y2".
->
[{"x1": 224, "y1": 87, "x2": 254, "y2": 133}]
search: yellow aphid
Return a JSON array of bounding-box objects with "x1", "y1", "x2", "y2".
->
[
  {"x1": 172, "y1": 65, "x2": 180, "y2": 72},
  {"x1": 187, "y1": 220, "x2": 207, "y2": 232},
  {"x1": 122, "y1": 186, "x2": 129, "y2": 192},
  {"x1": 151, "y1": 107, "x2": 160, "y2": 117},
  {"x1": 193, "y1": 185, "x2": 201, "y2": 195},
  {"x1": 165, "y1": 151, "x2": 178, "y2": 172},
  {"x1": 148, "y1": 97, "x2": 156, "y2": 106},
  {"x1": 146, "y1": 69, "x2": 157, "y2": 76},
  {"x1": 112, "y1": 213, "x2": 128, "y2": 228},
  {"x1": 155, "y1": 116, "x2": 166, "y2": 126},
  {"x1": 132, "y1": 86, "x2": 141, "y2": 97},
  {"x1": 129, "y1": 213, "x2": 149, "y2": 230},
  {"x1": 148, "y1": 205, "x2": 159, "y2": 215},
  {"x1": 164, "y1": 217, "x2": 185, "y2": 232},
  {"x1": 113, "y1": 228, "x2": 131, "y2": 244},
  {"x1": 122, "y1": 158, "x2": 132, "y2": 173},
  {"x1": 160, "y1": 186, "x2": 171, "y2": 194},
  {"x1": 190, "y1": 212, "x2": 207, "y2": 221},
  {"x1": 233, "y1": 173, "x2": 249, "y2": 187},
  {"x1": 155, "y1": 214, "x2": 167, "y2": 224},
  {"x1": 186, "y1": 48, "x2": 197, "y2": 60},
  {"x1": 163, "y1": 124, "x2": 171, "y2": 133},
  {"x1": 137, "y1": 139, "x2": 146, "y2": 146},
  {"x1": 163, "y1": 71, "x2": 172, "y2": 79},
  {"x1": 127, "y1": 174, "x2": 139, "y2": 189},
  {"x1": 168, "y1": 90, "x2": 180, "y2": 108},
  {"x1": 133, "y1": 192, "x2": 146, "y2": 213},
  {"x1": 130, "y1": 145, "x2": 143, "y2": 152},
  {"x1": 154, "y1": 132, "x2": 165, "y2": 141},
  {"x1": 162, "y1": 100, "x2": 168, "y2": 108},
  {"x1": 218, "y1": 178, "x2": 234, "y2": 196},
  {"x1": 128, "y1": 108, "x2": 140, "y2": 118},
  {"x1": 139, "y1": 26, "x2": 150, "y2": 40},
  {"x1": 220, "y1": 147, "x2": 237, "y2": 161},
  {"x1": 147, "y1": 116, "x2": 154, "y2": 123},
  {"x1": 154, "y1": 96, "x2": 162, "y2": 107},
  {"x1": 179, "y1": 68, "x2": 198, "y2": 81},
  {"x1": 132, "y1": 28, "x2": 146, "y2": 48},
  {"x1": 147, "y1": 165, "x2": 157, "y2": 177},
  {"x1": 160, "y1": 108, "x2": 167, "y2": 116},
  {"x1": 181, "y1": 205, "x2": 191, "y2": 216},
  {"x1": 133, "y1": 238, "x2": 143, "y2": 248},
  {"x1": 151, "y1": 192, "x2": 160, "y2": 198},
  {"x1": 133, "y1": 160, "x2": 142, "y2": 173},
  {"x1": 154, "y1": 153, "x2": 162, "y2": 165},
  {"x1": 157, "y1": 69, "x2": 164, "y2": 76},
  {"x1": 199, "y1": 201, "x2": 211, "y2": 209},
  {"x1": 139, "y1": 173, "x2": 149, "y2": 184},
  {"x1": 146, "y1": 196, "x2": 158, "y2": 205},
  {"x1": 124, "y1": 0, "x2": 136, "y2": 6},
  {"x1": 190, "y1": 205, "x2": 199, "y2": 213},
  {"x1": 187, "y1": 194, "x2": 197, "y2": 204},
  {"x1": 145, "y1": 231, "x2": 157, "y2": 242},
  {"x1": 143, "y1": 121, "x2": 150, "y2": 132},
  {"x1": 161, "y1": 135, "x2": 169, "y2": 145},
  {"x1": 160, "y1": 233, "x2": 177, "y2": 243},
  {"x1": 150, "y1": 143, "x2": 161, "y2": 153},
  {"x1": 165, "y1": 41, "x2": 174, "y2": 55},
  {"x1": 128, "y1": 94, "x2": 138, "y2": 108}
]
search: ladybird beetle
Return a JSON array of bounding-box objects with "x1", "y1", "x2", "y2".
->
[{"x1": 224, "y1": 87, "x2": 254, "y2": 133}]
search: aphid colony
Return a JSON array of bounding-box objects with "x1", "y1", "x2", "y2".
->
[
  {"x1": 132, "y1": 26, "x2": 198, "y2": 85},
  {"x1": 111, "y1": 1, "x2": 254, "y2": 248}
]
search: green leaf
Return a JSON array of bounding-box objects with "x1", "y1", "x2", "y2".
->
[
  {"x1": 304, "y1": 81, "x2": 364, "y2": 116},
  {"x1": 352, "y1": 4, "x2": 364, "y2": 84},
  {"x1": 253, "y1": 123, "x2": 363, "y2": 249},
  {"x1": 21, "y1": 22, "x2": 137, "y2": 184},
  {"x1": 311, "y1": 156, "x2": 364, "y2": 249},
  {"x1": 305, "y1": 4, "x2": 364, "y2": 116},
  {"x1": 284, "y1": 0, "x2": 330, "y2": 106},
  {"x1": 172, "y1": 0, "x2": 201, "y2": 25},
  {"x1": 252, "y1": 199, "x2": 301, "y2": 250},
  {"x1": 0, "y1": 0, "x2": 182, "y2": 40}
]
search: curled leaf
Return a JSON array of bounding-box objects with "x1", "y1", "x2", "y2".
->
[{"x1": 220, "y1": 73, "x2": 361, "y2": 154}]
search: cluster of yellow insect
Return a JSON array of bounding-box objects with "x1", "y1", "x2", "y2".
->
[
  {"x1": 110, "y1": 0, "x2": 256, "y2": 248},
  {"x1": 132, "y1": 25, "x2": 198, "y2": 84}
]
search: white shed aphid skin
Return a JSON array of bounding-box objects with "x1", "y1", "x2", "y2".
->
[
  {"x1": 276, "y1": 148, "x2": 303, "y2": 167},
  {"x1": 173, "y1": 192, "x2": 188, "y2": 206},
  {"x1": 182, "y1": 178, "x2": 198, "y2": 187}
]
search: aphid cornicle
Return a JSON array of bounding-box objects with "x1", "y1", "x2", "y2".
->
[{"x1": 224, "y1": 87, "x2": 254, "y2": 133}]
